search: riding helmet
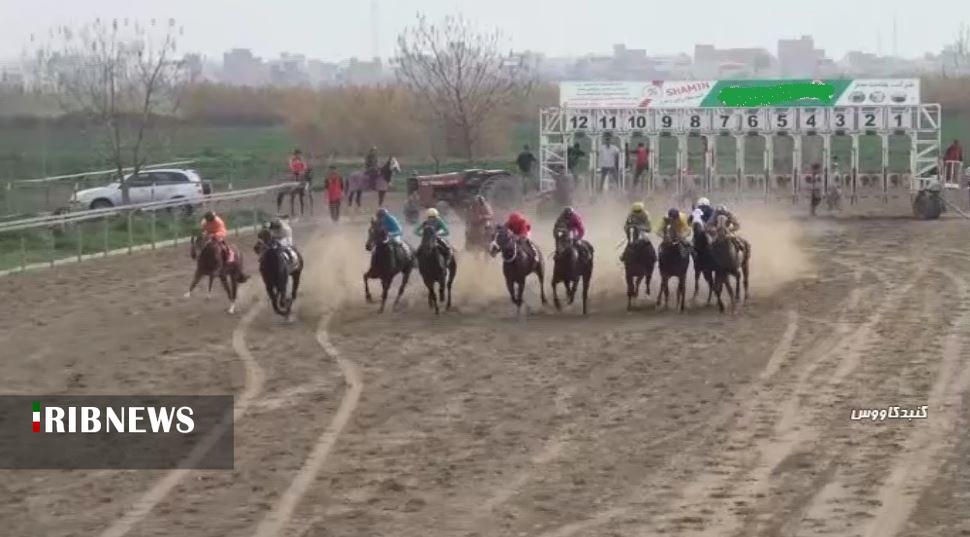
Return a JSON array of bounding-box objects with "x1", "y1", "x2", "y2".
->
[
  {"x1": 269, "y1": 218, "x2": 282, "y2": 230},
  {"x1": 475, "y1": 195, "x2": 486, "y2": 203},
  {"x1": 376, "y1": 207, "x2": 387, "y2": 217},
  {"x1": 426, "y1": 207, "x2": 440, "y2": 218},
  {"x1": 667, "y1": 208, "x2": 679, "y2": 219},
  {"x1": 204, "y1": 211, "x2": 215, "y2": 222},
  {"x1": 631, "y1": 201, "x2": 645, "y2": 212},
  {"x1": 562, "y1": 206, "x2": 574, "y2": 216},
  {"x1": 697, "y1": 197, "x2": 711, "y2": 207},
  {"x1": 715, "y1": 204, "x2": 728, "y2": 213}
]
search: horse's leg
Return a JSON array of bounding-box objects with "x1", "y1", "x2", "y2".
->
[
  {"x1": 290, "y1": 269, "x2": 302, "y2": 308},
  {"x1": 217, "y1": 273, "x2": 233, "y2": 313},
  {"x1": 581, "y1": 270, "x2": 591, "y2": 315},
  {"x1": 185, "y1": 270, "x2": 203, "y2": 298},
  {"x1": 626, "y1": 271, "x2": 635, "y2": 311},
  {"x1": 678, "y1": 275, "x2": 687, "y2": 312},
  {"x1": 536, "y1": 262, "x2": 548, "y2": 305},
  {"x1": 552, "y1": 277, "x2": 562, "y2": 311},
  {"x1": 656, "y1": 275, "x2": 666, "y2": 309},
  {"x1": 516, "y1": 278, "x2": 527, "y2": 315},
  {"x1": 693, "y1": 266, "x2": 701, "y2": 300},
  {"x1": 714, "y1": 273, "x2": 726, "y2": 313},
  {"x1": 364, "y1": 273, "x2": 373, "y2": 303},
  {"x1": 446, "y1": 260, "x2": 456, "y2": 311},
  {"x1": 227, "y1": 275, "x2": 237, "y2": 314},
  {"x1": 705, "y1": 270, "x2": 715, "y2": 305},
  {"x1": 726, "y1": 272, "x2": 738, "y2": 314},
  {"x1": 424, "y1": 276, "x2": 437, "y2": 314},
  {"x1": 379, "y1": 276, "x2": 390, "y2": 313},
  {"x1": 206, "y1": 274, "x2": 214, "y2": 300},
  {"x1": 393, "y1": 267, "x2": 411, "y2": 309}
]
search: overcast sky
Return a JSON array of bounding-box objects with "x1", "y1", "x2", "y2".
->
[{"x1": 2, "y1": 0, "x2": 968, "y2": 63}]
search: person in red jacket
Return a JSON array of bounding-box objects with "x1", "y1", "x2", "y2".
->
[
  {"x1": 324, "y1": 165, "x2": 345, "y2": 223},
  {"x1": 505, "y1": 211, "x2": 531, "y2": 238},
  {"x1": 944, "y1": 139, "x2": 964, "y2": 183},
  {"x1": 553, "y1": 206, "x2": 585, "y2": 241}
]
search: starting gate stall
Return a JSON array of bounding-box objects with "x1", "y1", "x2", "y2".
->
[{"x1": 540, "y1": 79, "x2": 942, "y2": 211}]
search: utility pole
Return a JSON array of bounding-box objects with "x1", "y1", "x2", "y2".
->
[{"x1": 370, "y1": 0, "x2": 380, "y2": 61}]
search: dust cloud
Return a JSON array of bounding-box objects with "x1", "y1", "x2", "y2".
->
[{"x1": 292, "y1": 198, "x2": 814, "y2": 314}]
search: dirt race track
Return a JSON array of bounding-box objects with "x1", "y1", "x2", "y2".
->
[{"x1": 2, "y1": 200, "x2": 970, "y2": 537}]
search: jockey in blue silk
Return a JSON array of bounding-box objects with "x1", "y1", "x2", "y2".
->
[{"x1": 375, "y1": 207, "x2": 403, "y2": 240}]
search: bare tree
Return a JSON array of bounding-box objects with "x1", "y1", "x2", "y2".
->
[
  {"x1": 32, "y1": 18, "x2": 191, "y2": 203},
  {"x1": 396, "y1": 14, "x2": 535, "y2": 160},
  {"x1": 953, "y1": 22, "x2": 970, "y2": 71}
]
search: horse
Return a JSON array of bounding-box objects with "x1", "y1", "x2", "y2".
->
[
  {"x1": 622, "y1": 225, "x2": 656, "y2": 310},
  {"x1": 708, "y1": 214, "x2": 751, "y2": 314},
  {"x1": 254, "y1": 228, "x2": 303, "y2": 319},
  {"x1": 277, "y1": 167, "x2": 313, "y2": 217},
  {"x1": 186, "y1": 234, "x2": 248, "y2": 314},
  {"x1": 373, "y1": 157, "x2": 401, "y2": 207},
  {"x1": 690, "y1": 222, "x2": 716, "y2": 306},
  {"x1": 489, "y1": 225, "x2": 547, "y2": 316},
  {"x1": 364, "y1": 218, "x2": 414, "y2": 313},
  {"x1": 415, "y1": 225, "x2": 457, "y2": 314},
  {"x1": 551, "y1": 228, "x2": 594, "y2": 314},
  {"x1": 656, "y1": 222, "x2": 691, "y2": 312},
  {"x1": 463, "y1": 211, "x2": 493, "y2": 257}
]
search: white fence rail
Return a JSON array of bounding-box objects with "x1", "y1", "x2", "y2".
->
[{"x1": 0, "y1": 183, "x2": 299, "y2": 276}]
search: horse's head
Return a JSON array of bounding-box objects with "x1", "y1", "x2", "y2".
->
[
  {"x1": 713, "y1": 214, "x2": 730, "y2": 239},
  {"x1": 387, "y1": 157, "x2": 401, "y2": 174},
  {"x1": 489, "y1": 225, "x2": 510, "y2": 258},
  {"x1": 366, "y1": 218, "x2": 387, "y2": 252},
  {"x1": 553, "y1": 227, "x2": 572, "y2": 255},
  {"x1": 190, "y1": 233, "x2": 202, "y2": 260},
  {"x1": 420, "y1": 224, "x2": 437, "y2": 249},
  {"x1": 626, "y1": 225, "x2": 645, "y2": 245}
]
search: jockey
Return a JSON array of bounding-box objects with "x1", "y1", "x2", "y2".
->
[
  {"x1": 375, "y1": 207, "x2": 409, "y2": 255},
  {"x1": 708, "y1": 204, "x2": 749, "y2": 255},
  {"x1": 505, "y1": 211, "x2": 532, "y2": 239},
  {"x1": 289, "y1": 149, "x2": 307, "y2": 179},
  {"x1": 414, "y1": 207, "x2": 453, "y2": 257},
  {"x1": 365, "y1": 146, "x2": 379, "y2": 173},
  {"x1": 689, "y1": 197, "x2": 714, "y2": 231},
  {"x1": 267, "y1": 217, "x2": 297, "y2": 266},
  {"x1": 505, "y1": 211, "x2": 537, "y2": 257},
  {"x1": 201, "y1": 211, "x2": 232, "y2": 263},
  {"x1": 620, "y1": 201, "x2": 651, "y2": 263},
  {"x1": 657, "y1": 208, "x2": 691, "y2": 248},
  {"x1": 469, "y1": 195, "x2": 494, "y2": 228},
  {"x1": 553, "y1": 206, "x2": 585, "y2": 242}
]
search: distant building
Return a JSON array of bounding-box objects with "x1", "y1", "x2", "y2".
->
[
  {"x1": 337, "y1": 57, "x2": 384, "y2": 86},
  {"x1": 0, "y1": 64, "x2": 25, "y2": 92},
  {"x1": 693, "y1": 45, "x2": 775, "y2": 78},
  {"x1": 222, "y1": 48, "x2": 268, "y2": 87},
  {"x1": 778, "y1": 35, "x2": 826, "y2": 77},
  {"x1": 269, "y1": 52, "x2": 309, "y2": 87},
  {"x1": 307, "y1": 59, "x2": 339, "y2": 87}
]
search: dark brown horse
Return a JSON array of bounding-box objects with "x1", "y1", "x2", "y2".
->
[
  {"x1": 186, "y1": 234, "x2": 248, "y2": 314},
  {"x1": 489, "y1": 225, "x2": 547, "y2": 316},
  {"x1": 277, "y1": 168, "x2": 314, "y2": 217},
  {"x1": 415, "y1": 225, "x2": 457, "y2": 314},
  {"x1": 622, "y1": 225, "x2": 656, "y2": 310},
  {"x1": 690, "y1": 221, "x2": 716, "y2": 306},
  {"x1": 656, "y1": 222, "x2": 691, "y2": 312},
  {"x1": 254, "y1": 228, "x2": 303, "y2": 319},
  {"x1": 364, "y1": 218, "x2": 414, "y2": 312},
  {"x1": 708, "y1": 215, "x2": 751, "y2": 314},
  {"x1": 551, "y1": 228, "x2": 593, "y2": 314}
]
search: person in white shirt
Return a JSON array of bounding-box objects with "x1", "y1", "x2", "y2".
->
[{"x1": 597, "y1": 138, "x2": 621, "y2": 193}]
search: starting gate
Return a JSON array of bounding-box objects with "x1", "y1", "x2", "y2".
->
[{"x1": 538, "y1": 79, "x2": 943, "y2": 206}]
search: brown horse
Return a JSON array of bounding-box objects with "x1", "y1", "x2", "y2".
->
[
  {"x1": 489, "y1": 225, "x2": 547, "y2": 316},
  {"x1": 708, "y1": 215, "x2": 751, "y2": 314},
  {"x1": 551, "y1": 227, "x2": 594, "y2": 314},
  {"x1": 186, "y1": 234, "x2": 248, "y2": 314},
  {"x1": 656, "y1": 222, "x2": 690, "y2": 312},
  {"x1": 364, "y1": 219, "x2": 414, "y2": 313}
]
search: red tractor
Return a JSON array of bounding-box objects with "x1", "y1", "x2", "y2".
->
[{"x1": 403, "y1": 168, "x2": 522, "y2": 224}]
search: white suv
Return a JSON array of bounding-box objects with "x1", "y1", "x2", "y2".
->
[{"x1": 71, "y1": 169, "x2": 211, "y2": 210}]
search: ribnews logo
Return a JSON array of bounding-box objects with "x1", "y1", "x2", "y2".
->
[
  {"x1": 2, "y1": 396, "x2": 233, "y2": 469},
  {"x1": 31, "y1": 401, "x2": 195, "y2": 434}
]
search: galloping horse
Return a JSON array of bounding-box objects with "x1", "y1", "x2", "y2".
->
[
  {"x1": 691, "y1": 222, "x2": 716, "y2": 306},
  {"x1": 364, "y1": 218, "x2": 414, "y2": 312},
  {"x1": 622, "y1": 225, "x2": 656, "y2": 310},
  {"x1": 708, "y1": 215, "x2": 751, "y2": 314},
  {"x1": 551, "y1": 228, "x2": 594, "y2": 314},
  {"x1": 656, "y1": 222, "x2": 691, "y2": 312},
  {"x1": 415, "y1": 225, "x2": 457, "y2": 314},
  {"x1": 254, "y1": 228, "x2": 303, "y2": 319},
  {"x1": 186, "y1": 234, "x2": 248, "y2": 314},
  {"x1": 489, "y1": 225, "x2": 547, "y2": 316}
]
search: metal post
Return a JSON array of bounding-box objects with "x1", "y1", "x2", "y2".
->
[
  {"x1": 172, "y1": 209, "x2": 179, "y2": 246},
  {"x1": 881, "y1": 133, "x2": 890, "y2": 203},
  {"x1": 103, "y1": 216, "x2": 109, "y2": 257},
  {"x1": 708, "y1": 136, "x2": 717, "y2": 194},
  {"x1": 793, "y1": 135, "x2": 803, "y2": 203},
  {"x1": 648, "y1": 134, "x2": 659, "y2": 195},
  {"x1": 20, "y1": 234, "x2": 26, "y2": 272},
  {"x1": 49, "y1": 228, "x2": 55, "y2": 268},
  {"x1": 589, "y1": 134, "x2": 600, "y2": 196},
  {"x1": 150, "y1": 210, "x2": 157, "y2": 249},
  {"x1": 736, "y1": 134, "x2": 745, "y2": 200},
  {"x1": 823, "y1": 134, "x2": 833, "y2": 192},
  {"x1": 77, "y1": 223, "x2": 83, "y2": 262},
  {"x1": 127, "y1": 212, "x2": 133, "y2": 254},
  {"x1": 253, "y1": 208, "x2": 259, "y2": 233},
  {"x1": 851, "y1": 134, "x2": 860, "y2": 204},
  {"x1": 764, "y1": 135, "x2": 772, "y2": 203}
]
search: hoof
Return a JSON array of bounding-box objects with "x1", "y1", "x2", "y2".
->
[
  {"x1": 205, "y1": 293, "x2": 212, "y2": 301},
  {"x1": 227, "y1": 303, "x2": 236, "y2": 315},
  {"x1": 183, "y1": 291, "x2": 192, "y2": 299}
]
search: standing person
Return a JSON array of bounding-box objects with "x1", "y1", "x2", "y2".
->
[
  {"x1": 365, "y1": 146, "x2": 379, "y2": 191},
  {"x1": 597, "y1": 136, "x2": 621, "y2": 193},
  {"x1": 347, "y1": 170, "x2": 364, "y2": 211},
  {"x1": 516, "y1": 145, "x2": 537, "y2": 191},
  {"x1": 943, "y1": 139, "x2": 964, "y2": 183},
  {"x1": 324, "y1": 165, "x2": 345, "y2": 223},
  {"x1": 567, "y1": 142, "x2": 586, "y2": 176},
  {"x1": 631, "y1": 142, "x2": 649, "y2": 190}
]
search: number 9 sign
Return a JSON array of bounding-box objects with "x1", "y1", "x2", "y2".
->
[{"x1": 657, "y1": 111, "x2": 675, "y2": 131}]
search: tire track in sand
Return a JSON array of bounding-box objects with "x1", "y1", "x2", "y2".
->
[
  {"x1": 250, "y1": 308, "x2": 362, "y2": 537},
  {"x1": 859, "y1": 266, "x2": 970, "y2": 537},
  {"x1": 532, "y1": 256, "x2": 879, "y2": 537},
  {"x1": 97, "y1": 299, "x2": 267, "y2": 537}
]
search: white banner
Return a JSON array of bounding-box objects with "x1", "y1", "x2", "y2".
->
[{"x1": 559, "y1": 80, "x2": 713, "y2": 109}]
